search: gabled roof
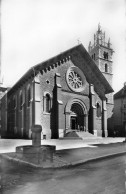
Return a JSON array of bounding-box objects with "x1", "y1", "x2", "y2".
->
[
  {"x1": 114, "y1": 86, "x2": 126, "y2": 99},
  {"x1": 0, "y1": 86, "x2": 7, "y2": 92},
  {"x1": 8, "y1": 44, "x2": 114, "y2": 97}
]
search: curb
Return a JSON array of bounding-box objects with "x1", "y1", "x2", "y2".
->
[
  {"x1": 67, "y1": 151, "x2": 126, "y2": 168},
  {"x1": 1, "y1": 151, "x2": 126, "y2": 169},
  {"x1": 0, "y1": 154, "x2": 41, "y2": 168}
]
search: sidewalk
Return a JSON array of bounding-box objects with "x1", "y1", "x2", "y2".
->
[
  {"x1": 0, "y1": 138, "x2": 126, "y2": 169},
  {"x1": 0, "y1": 137, "x2": 125, "y2": 153}
]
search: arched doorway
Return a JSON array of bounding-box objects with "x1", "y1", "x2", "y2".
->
[
  {"x1": 65, "y1": 99, "x2": 88, "y2": 131},
  {"x1": 70, "y1": 103, "x2": 85, "y2": 130}
]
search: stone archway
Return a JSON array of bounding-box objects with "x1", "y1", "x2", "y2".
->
[{"x1": 65, "y1": 99, "x2": 88, "y2": 131}]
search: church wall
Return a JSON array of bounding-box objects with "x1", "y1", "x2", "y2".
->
[
  {"x1": 39, "y1": 66, "x2": 56, "y2": 138},
  {"x1": 4, "y1": 77, "x2": 34, "y2": 139},
  {"x1": 39, "y1": 59, "x2": 90, "y2": 139},
  {"x1": 38, "y1": 57, "x2": 108, "y2": 138},
  {"x1": 94, "y1": 92, "x2": 102, "y2": 136}
]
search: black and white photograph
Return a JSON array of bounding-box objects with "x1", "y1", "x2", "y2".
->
[{"x1": 0, "y1": 0, "x2": 126, "y2": 193}]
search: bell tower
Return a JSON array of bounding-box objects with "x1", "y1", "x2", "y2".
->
[{"x1": 88, "y1": 24, "x2": 114, "y2": 104}]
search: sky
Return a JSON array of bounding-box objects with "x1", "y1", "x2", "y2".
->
[{"x1": 1, "y1": 0, "x2": 126, "y2": 93}]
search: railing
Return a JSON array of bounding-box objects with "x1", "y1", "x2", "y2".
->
[{"x1": 90, "y1": 41, "x2": 112, "y2": 50}]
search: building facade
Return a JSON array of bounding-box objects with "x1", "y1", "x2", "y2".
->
[
  {"x1": 113, "y1": 83, "x2": 126, "y2": 137},
  {"x1": 1, "y1": 43, "x2": 114, "y2": 139}
]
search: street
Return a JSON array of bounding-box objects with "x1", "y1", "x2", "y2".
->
[{"x1": 1, "y1": 154, "x2": 125, "y2": 194}]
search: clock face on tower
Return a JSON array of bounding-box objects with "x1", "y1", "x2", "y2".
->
[{"x1": 66, "y1": 66, "x2": 86, "y2": 92}]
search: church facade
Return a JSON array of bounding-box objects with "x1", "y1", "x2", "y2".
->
[{"x1": 1, "y1": 26, "x2": 114, "y2": 139}]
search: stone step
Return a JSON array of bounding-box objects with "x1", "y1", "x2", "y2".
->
[{"x1": 64, "y1": 130, "x2": 102, "y2": 140}]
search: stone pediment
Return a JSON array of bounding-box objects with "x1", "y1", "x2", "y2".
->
[
  {"x1": 8, "y1": 44, "x2": 113, "y2": 98},
  {"x1": 69, "y1": 45, "x2": 113, "y2": 98}
]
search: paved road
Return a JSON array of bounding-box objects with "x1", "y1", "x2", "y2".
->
[{"x1": 1, "y1": 154, "x2": 125, "y2": 194}]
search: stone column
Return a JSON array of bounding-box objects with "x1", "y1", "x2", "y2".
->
[
  {"x1": 29, "y1": 81, "x2": 34, "y2": 139},
  {"x1": 21, "y1": 103, "x2": 25, "y2": 137},
  {"x1": 89, "y1": 84, "x2": 96, "y2": 135},
  {"x1": 14, "y1": 105, "x2": 17, "y2": 135},
  {"x1": 55, "y1": 73, "x2": 63, "y2": 138},
  {"x1": 65, "y1": 112, "x2": 70, "y2": 132},
  {"x1": 102, "y1": 99, "x2": 107, "y2": 137},
  {"x1": 85, "y1": 114, "x2": 88, "y2": 131}
]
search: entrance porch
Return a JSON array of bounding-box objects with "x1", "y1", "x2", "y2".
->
[{"x1": 65, "y1": 99, "x2": 88, "y2": 133}]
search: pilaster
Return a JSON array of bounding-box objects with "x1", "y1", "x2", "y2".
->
[
  {"x1": 21, "y1": 104, "x2": 24, "y2": 137},
  {"x1": 55, "y1": 73, "x2": 63, "y2": 138},
  {"x1": 89, "y1": 84, "x2": 96, "y2": 135},
  {"x1": 102, "y1": 99, "x2": 107, "y2": 137},
  {"x1": 85, "y1": 114, "x2": 88, "y2": 131}
]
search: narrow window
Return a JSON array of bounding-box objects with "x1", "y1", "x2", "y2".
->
[
  {"x1": 46, "y1": 94, "x2": 50, "y2": 113},
  {"x1": 43, "y1": 93, "x2": 51, "y2": 113},
  {"x1": 19, "y1": 91, "x2": 23, "y2": 110},
  {"x1": 94, "y1": 53, "x2": 95, "y2": 60},
  {"x1": 96, "y1": 102, "x2": 101, "y2": 117},
  {"x1": 27, "y1": 86, "x2": 31, "y2": 107},
  {"x1": 105, "y1": 63, "x2": 108, "y2": 72}
]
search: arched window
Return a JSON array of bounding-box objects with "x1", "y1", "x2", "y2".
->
[
  {"x1": 43, "y1": 93, "x2": 51, "y2": 113},
  {"x1": 19, "y1": 91, "x2": 23, "y2": 110},
  {"x1": 27, "y1": 86, "x2": 31, "y2": 107},
  {"x1": 13, "y1": 96, "x2": 16, "y2": 109},
  {"x1": 96, "y1": 102, "x2": 101, "y2": 117},
  {"x1": 46, "y1": 94, "x2": 51, "y2": 112},
  {"x1": 105, "y1": 63, "x2": 108, "y2": 72}
]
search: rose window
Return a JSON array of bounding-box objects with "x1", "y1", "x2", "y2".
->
[
  {"x1": 68, "y1": 71, "x2": 82, "y2": 89},
  {"x1": 66, "y1": 66, "x2": 86, "y2": 92}
]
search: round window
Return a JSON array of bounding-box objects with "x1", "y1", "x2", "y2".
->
[{"x1": 66, "y1": 66, "x2": 86, "y2": 92}]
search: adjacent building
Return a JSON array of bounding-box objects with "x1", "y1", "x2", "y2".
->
[
  {"x1": 113, "y1": 83, "x2": 126, "y2": 137},
  {"x1": 0, "y1": 85, "x2": 8, "y2": 137}
]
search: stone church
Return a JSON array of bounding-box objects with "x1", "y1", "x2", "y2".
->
[{"x1": 1, "y1": 25, "x2": 114, "y2": 139}]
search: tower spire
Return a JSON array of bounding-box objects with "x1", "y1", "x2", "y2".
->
[
  {"x1": 88, "y1": 25, "x2": 114, "y2": 88},
  {"x1": 98, "y1": 23, "x2": 101, "y2": 32}
]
